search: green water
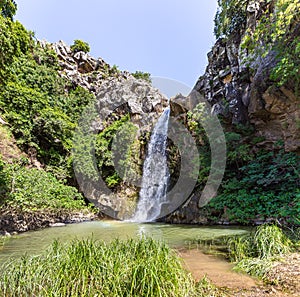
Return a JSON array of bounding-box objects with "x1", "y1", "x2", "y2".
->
[{"x1": 0, "y1": 221, "x2": 249, "y2": 262}]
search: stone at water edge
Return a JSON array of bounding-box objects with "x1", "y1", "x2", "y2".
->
[{"x1": 49, "y1": 222, "x2": 66, "y2": 227}]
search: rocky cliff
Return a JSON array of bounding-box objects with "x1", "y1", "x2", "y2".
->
[
  {"x1": 44, "y1": 40, "x2": 168, "y2": 219},
  {"x1": 39, "y1": 0, "x2": 300, "y2": 223},
  {"x1": 194, "y1": 0, "x2": 299, "y2": 153},
  {"x1": 166, "y1": 0, "x2": 300, "y2": 224}
]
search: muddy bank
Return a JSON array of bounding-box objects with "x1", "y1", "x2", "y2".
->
[{"x1": 180, "y1": 249, "x2": 300, "y2": 297}]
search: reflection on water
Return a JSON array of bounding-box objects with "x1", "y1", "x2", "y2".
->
[{"x1": 0, "y1": 221, "x2": 249, "y2": 262}]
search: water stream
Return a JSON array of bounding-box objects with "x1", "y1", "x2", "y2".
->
[{"x1": 131, "y1": 107, "x2": 170, "y2": 222}]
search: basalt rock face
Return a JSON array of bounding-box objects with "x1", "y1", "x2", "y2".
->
[
  {"x1": 193, "y1": 1, "x2": 300, "y2": 153},
  {"x1": 77, "y1": 77, "x2": 168, "y2": 220},
  {"x1": 44, "y1": 40, "x2": 169, "y2": 219}
]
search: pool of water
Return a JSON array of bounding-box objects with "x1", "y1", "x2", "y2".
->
[{"x1": 0, "y1": 220, "x2": 249, "y2": 262}]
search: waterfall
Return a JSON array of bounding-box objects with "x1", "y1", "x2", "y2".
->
[{"x1": 130, "y1": 107, "x2": 170, "y2": 222}]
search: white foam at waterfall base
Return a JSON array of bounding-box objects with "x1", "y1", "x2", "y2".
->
[{"x1": 130, "y1": 107, "x2": 170, "y2": 222}]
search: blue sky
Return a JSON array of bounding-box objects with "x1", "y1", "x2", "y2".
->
[{"x1": 15, "y1": 0, "x2": 217, "y2": 88}]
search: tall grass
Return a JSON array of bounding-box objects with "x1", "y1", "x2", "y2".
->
[
  {"x1": 227, "y1": 224, "x2": 292, "y2": 262},
  {"x1": 226, "y1": 224, "x2": 293, "y2": 279},
  {"x1": 0, "y1": 237, "x2": 197, "y2": 297}
]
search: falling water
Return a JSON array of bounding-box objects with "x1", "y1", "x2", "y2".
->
[{"x1": 130, "y1": 107, "x2": 170, "y2": 222}]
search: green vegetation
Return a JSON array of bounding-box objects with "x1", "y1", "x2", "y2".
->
[
  {"x1": 214, "y1": 0, "x2": 300, "y2": 91},
  {"x1": 0, "y1": 0, "x2": 17, "y2": 20},
  {"x1": 0, "y1": 46, "x2": 95, "y2": 179},
  {"x1": 214, "y1": 0, "x2": 248, "y2": 38},
  {"x1": 241, "y1": 0, "x2": 300, "y2": 91},
  {"x1": 95, "y1": 114, "x2": 140, "y2": 189},
  {"x1": 226, "y1": 224, "x2": 295, "y2": 279},
  {"x1": 70, "y1": 39, "x2": 90, "y2": 53},
  {"x1": 0, "y1": 237, "x2": 197, "y2": 297},
  {"x1": 191, "y1": 224, "x2": 298, "y2": 282},
  {"x1": 198, "y1": 0, "x2": 300, "y2": 225},
  {"x1": 0, "y1": 14, "x2": 31, "y2": 83},
  {"x1": 195, "y1": 276, "x2": 226, "y2": 297},
  {"x1": 188, "y1": 103, "x2": 300, "y2": 225},
  {"x1": 0, "y1": 8, "x2": 96, "y2": 222},
  {"x1": 132, "y1": 70, "x2": 151, "y2": 83},
  {"x1": 205, "y1": 145, "x2": 300, "y2": 225},
  {"x1": 1, "y1": 162, "x2": 87, "y2": 212}
]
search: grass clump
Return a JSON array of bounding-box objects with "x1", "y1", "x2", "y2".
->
[
  {"x1": 0, "y1": 237, "x2": 197, "y2": 297},
  {"x1": 195, "y1": 275, "x2": 227, "y2": 297},
  {"x1": 226, "y1": 224, "x2": 293, "y2": 279}
]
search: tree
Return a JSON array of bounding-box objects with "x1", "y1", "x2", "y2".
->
[{"x1": 0, "y1": 0, "x2": 17, "y2": 20}]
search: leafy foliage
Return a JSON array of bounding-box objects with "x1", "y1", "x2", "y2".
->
[
  {"x1": 132, "y1": 70, "x2": 151, "y2": 83},
  {"x1": 0, "y1": 0, "x2": 17, "y2": 20},
  {"x1": 0, "y1": 154, "x2": 8, "y2": 202},
  {"x1": 206, "y1": 148, "x2": 300, "y2": 224},
  {"x1": 242, "y1": 0, "x2": 300, "y2": 91},
  {"x1": 0, "y1": 41, "x2": 95, "y2": 179},
  {"x1": 1, "y1": 162, "x2": 86, "y2": 212},
  {"x1": 0, "y1": 15, "x2": 99, "y2": 216},
  {"x1": 214, "y1": 0, "x2": 248, "y2": 38},
  {"x1": 187, "y1": 103, "x2": 300, "y2": 225},
  {"x1": 95, "y1": 114, "x2": 140, "y2": 188},
  {"x1": 70, "y1": 39, "x2": 90, "y2": 53},
  {"x1": 0, "y1": 15, "x2": 31, "y2": 83}
]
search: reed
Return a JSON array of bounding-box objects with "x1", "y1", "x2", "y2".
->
[
  {"x1": 227, "y1": 224, "x2": 292, "y2": 262},
  {"x1": 0, "y1": 237, "x2": 198, "y2": 297},
  {"x1": 226, "y1": 224, "x2": 293, "y2": 279}
]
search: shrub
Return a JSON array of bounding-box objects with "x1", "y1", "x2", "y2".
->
[
  {"x1": 1, "y1": 163, "x2": 86, "y2": 211},
  {"x1": 206, "y1": 149, "x2": 300, "y2": 225},
  {"x1": 70, "y1": 39, "x2": 90, "y2": 53},
  {"x1": 241, "y1": 0, "x2": 300, "y2": 92},
  {"x1": 0, "y1": 42, "x2": 95, "y2": 179},
  {"x1": 132, "y1": 70, "x2": 151, "y2": 83},
  {"x1": 214, "y1": 0, "x2": 248, "y2": 38},
  {"x1": 0, "y1": 0, "x2": 17, "y2": 20},
  {"x1": 0, "y1": 15, "x2": 30, "y2": 82}
]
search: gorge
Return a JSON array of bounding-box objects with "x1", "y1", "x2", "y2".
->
[
  {"x1": 0, "y1": 0, "x2": 299, "y2": 296},
  {"x1": 0, "y1": 0, "x2": 299, "y2": 230}
]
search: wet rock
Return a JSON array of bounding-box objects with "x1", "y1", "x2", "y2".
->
[
  {"x1": 49, "y1": 222, "x2": 66, "y2": 227},
  {"x1": 0, "y1": 231, "x2": 11, "y2": 237}
]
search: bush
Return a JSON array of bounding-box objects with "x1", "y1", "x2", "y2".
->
[
  {"x1": 1, "y1": 163, "x2": 86, "y2": 212},
  {"x1": 132, "y1": 70, "x2": 151, "y2": 83},
  {"x1": 0, "y1": 15, "x2": 30, "y2": 82},
  {"x1": 0, "y1": 42, "x2": 96, "y2": 179},
  {"x1": 206, "y1": 149, "x2": 300, "y2": 225},
  {"x1": 95, "y1": 114, "x2": 139, "y2": 189},
  {"x1": 0, "y1": 0, "x2": 17, "y2": 20},
  {"x1": 70, "y1": 39, "x2": 90, "y2": 53},
  {"x1": 214, "y1": 0, "x2": 248, "y2": 38},
  {"x1": 241, "y1": 0, "x2": 300, "y2": 92}
]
